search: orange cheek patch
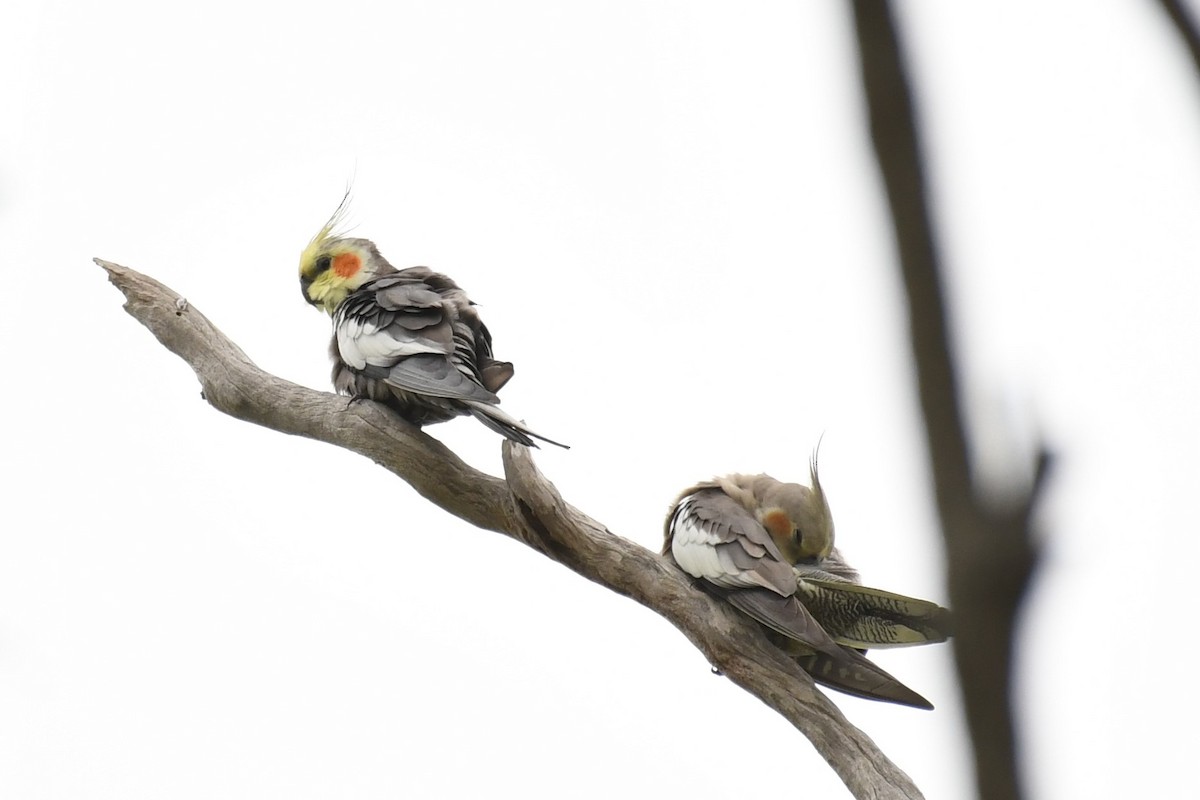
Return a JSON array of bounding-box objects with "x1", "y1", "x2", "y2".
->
[
  {"x1": 760, "y1": 509, "x2": 793, "y2": 544},
  {"x1": 333, "y1": 252, "x2": 361, "y2": 278}
]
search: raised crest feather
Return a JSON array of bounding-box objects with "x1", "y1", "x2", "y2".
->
[{"x1": 299, "y1": 187, "x2": 356, "y2": 274}]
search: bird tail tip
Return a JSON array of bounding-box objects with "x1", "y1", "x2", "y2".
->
[{"x1": 467, "y1": 406, "x2": 570, "y2": 449}]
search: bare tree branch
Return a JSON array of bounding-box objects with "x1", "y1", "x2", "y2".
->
[
  {"x1": 847, "y1": 4, "x2": 1049, "y2": 800},
  {"x1": 97, "y1": 257, "x2": 925, "y2": 800}
]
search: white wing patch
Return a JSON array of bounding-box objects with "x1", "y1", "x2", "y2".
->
[
  {"x1": 335, "y1": 316, "x2": 444, "y2": 369},
  {"x1": 670, "y1": 495, "x2": 767, "y2": 591}
]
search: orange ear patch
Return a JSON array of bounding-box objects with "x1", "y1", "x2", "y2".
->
[
  {"x1": 332, "y1": 252, "x2": 361, "y2": 278},
  {"x1": 759, "y1": 508, "x2": 793, "y2": 544}
]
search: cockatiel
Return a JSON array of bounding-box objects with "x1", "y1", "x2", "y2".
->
[
  {"x1": 298, "y1": 196, "x2": 567, "y2": 448},
  {"x1": 663, "y1": 458, "x2": 950, "y2": 709}
]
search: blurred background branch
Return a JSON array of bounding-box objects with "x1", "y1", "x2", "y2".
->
[
  {"x1": 847, "y1": 4, "x2": 1049, "y2": 799},
  {"x1": 1158, "y1": 0, "x2": 1200, "y2": 79}
]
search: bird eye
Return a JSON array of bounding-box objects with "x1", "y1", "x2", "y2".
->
[{"x1": 313, "y1": 255, "x2": 332, "y2": 276}]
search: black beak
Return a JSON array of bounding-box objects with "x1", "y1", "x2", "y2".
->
[{"x1": 300, "y1": 275, "x2": 317, "y2": 306}]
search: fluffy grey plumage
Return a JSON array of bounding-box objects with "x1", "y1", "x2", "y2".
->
[
  {"x1": 664, "y1": 470, "x2": 950, "y2": 709},
  {"x1": 299, "y1": 227, "x2": 566, "y2": 448}
]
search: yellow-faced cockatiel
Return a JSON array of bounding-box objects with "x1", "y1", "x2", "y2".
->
[{"x1": 298, "y1": 196, "x2": 566, "y2": 448}]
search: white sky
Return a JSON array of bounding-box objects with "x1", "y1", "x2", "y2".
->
[{"x1": 3, "y1": 2, "x2": 1197, "y2": 798}]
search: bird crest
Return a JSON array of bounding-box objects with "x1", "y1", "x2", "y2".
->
[
  {"x1": 299, "y1": 189, "x2": 375, "y2": 314},
  {"x1": 808, "y1": 434, "x2": 827, "y2": 515},
  {"x1": 299, "y1": 188, "x2": 355, "y2": 277}
]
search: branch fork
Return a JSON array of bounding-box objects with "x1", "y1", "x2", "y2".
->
[{"x1": 97, "y1": 257, "x2": 925, "y2": 800}]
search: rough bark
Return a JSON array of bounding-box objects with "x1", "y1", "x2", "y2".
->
[
  {"x1": 97, "y1": 257, "x2": 925, "y2": 800},
  {"x1": 848, "y1": 5, "x2": 1050, "y2": 800}
]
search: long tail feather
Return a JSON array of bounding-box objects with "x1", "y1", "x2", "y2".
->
[
  {"x1": 794, "y1": 578, "x2": 953, "y2": 649},
  {"x1": 790, "y1": 650, "x2": 934, "y2": 709},
  {"x1": 466, "y1": 404, "x2": 570, "y2": 449},
  {"x1": 723, "y1": 588, "x2": 934, "y2": 709}
]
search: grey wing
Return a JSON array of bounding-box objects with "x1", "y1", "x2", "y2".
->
[
  {"x1": 667, "y1": 488, "x2": 796, "y2": 596},
  {"x1": 336, "y1": 278, "x2": 498, "y2": 404},
  {"x1": 724, "y1": 587, "x2": 845, "y2": 653},
  {"x1": 668, "y1": 489, "x2": 859, "y2": 655},
  {"x1": 335, "y1": 282, "x2": 451, "y2": 367},
  {"x1": 366, "y1": 354, "x2": 501, "y2": 404}
]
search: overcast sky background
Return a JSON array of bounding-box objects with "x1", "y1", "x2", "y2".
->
[{"x1": 3, "y1": 2, "x2": 1198, "y2": 798}]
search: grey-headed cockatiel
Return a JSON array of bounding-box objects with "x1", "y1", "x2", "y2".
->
[
  {"x1": 663, "y1": 459, "x2": 951, "y2": 709},
  {"x1": 298, "y1": 196, "x2": 567, "y2": 448}
]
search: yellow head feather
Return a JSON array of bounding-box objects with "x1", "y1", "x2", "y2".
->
[
  {"x1": 299, "y1": 188, "x2": 354, "y2": 279},
  {"x1": 299, "y1": 189, "x2": 370, "y2": 314}
]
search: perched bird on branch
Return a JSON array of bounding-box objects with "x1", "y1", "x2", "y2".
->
[
  {"x1": 663, "y1": 456, "x2": 950, "y2": 709},
  {"x1": 298, "y1": 195, "x2": 567, "y2": 448}
]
